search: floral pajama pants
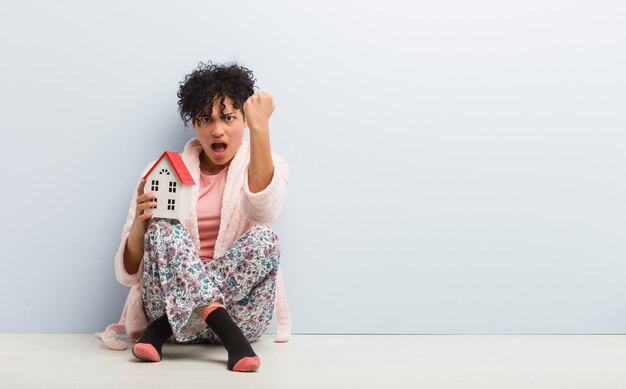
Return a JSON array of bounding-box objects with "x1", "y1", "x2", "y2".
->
[{"x1": 141, "y1": 218, "x2": 280, "y2": 344}]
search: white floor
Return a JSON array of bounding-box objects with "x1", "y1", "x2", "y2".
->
[{"x1": 1, "y1": 334, "x2": 626, "y2": 388}]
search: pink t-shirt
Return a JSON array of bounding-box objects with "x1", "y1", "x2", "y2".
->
[{"x1": 197, "y1": 166, "x2": 229, "y2": 261}]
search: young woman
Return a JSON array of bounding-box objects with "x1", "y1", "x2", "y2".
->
[{"x1": 106, "y1": 61, "x2": 290, "y2": 372}]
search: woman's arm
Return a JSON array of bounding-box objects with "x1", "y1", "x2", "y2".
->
[
  {"x1": 248, "y1": 124, "x2": 274, "y2": 193},
  {"x1": 123, "y1": 227, "x2": 144, "y2": 275},
  {"x1": 115, "y1": 188, "x2": 143, "y2": 287},
  {"x1": 244, "y1": 92, "x2": 276, "y2": 193},
  {"x1": 115, "y1": 162, "x2": 155, "y2": 286}
]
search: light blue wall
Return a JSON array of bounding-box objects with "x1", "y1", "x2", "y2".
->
[{"x1": 1, "y1": 0, "x2": 625, "y2": 334}]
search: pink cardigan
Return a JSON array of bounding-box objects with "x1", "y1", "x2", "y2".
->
[{"x1": 95, "y1": 137, "x2": 291, "y2": 350}]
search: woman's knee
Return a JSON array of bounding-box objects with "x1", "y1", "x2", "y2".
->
[
  {"x1": 144, "y1": 218, "x2": 196, "y2": 264},
  {"x1": 249, "y1": 225, "x2": 281, "y2": 266},
  {"x1": 146, "y1": 218, "x2": 189, "y2": 243}
]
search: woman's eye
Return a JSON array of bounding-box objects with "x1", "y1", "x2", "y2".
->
[
  {"x1": 200, "y1": 117, "x2": 210, "y2": 123},
  {"x1": 226, "y1": 116, "x2": 235, "y2": 121}
]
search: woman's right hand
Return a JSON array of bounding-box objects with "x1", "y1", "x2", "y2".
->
[{"x1": 131, "y1": 179, "x2": 157, "y2": 236}]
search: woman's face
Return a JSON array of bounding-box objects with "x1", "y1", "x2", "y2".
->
[{"x1": 193, "y1": 95, "x2": 246, "y2": 174}]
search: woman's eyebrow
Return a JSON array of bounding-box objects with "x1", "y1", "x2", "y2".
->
[{"x1": 200, "y1": 111, "x2": 235, "y2": 118}]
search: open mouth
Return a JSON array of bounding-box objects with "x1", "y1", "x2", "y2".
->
[{"x1": 211, "y1": 143, "x2": 227, "y2": 152}]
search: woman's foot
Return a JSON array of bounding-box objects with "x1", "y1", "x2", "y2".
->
[
  {"x1": 202, "y1": 305, "x2": 260, "y2": 372},
  {"x1": 132, "y1": 313, "x2": 173, "y2": 362}
]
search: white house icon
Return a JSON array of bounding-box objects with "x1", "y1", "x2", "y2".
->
[{"x1": 142, "y1": 151, "x2": 196, "y2": 221}]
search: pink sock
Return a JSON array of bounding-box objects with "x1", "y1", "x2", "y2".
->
[
  {"x1": 132, "y1": 343, "x2": 161, "y2": 362},
  {"x1": 232, "y1": 356, "x2": 261, "y2": 372},
  {"x1": 201, "y1": 303, "x2": 226, "y2": 321}
]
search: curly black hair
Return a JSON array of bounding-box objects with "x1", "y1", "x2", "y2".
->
[{"x1": 177, "y1": 61, "x2": 257, "y2": 126}]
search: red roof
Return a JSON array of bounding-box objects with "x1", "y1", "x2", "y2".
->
[{"x1": 142, "y1": 151, "x2": 196, "y2": 186}]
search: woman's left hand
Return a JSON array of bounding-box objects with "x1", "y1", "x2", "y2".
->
[{"x1": 243, "y1": 92, "x2": 275, "y2": 132}]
